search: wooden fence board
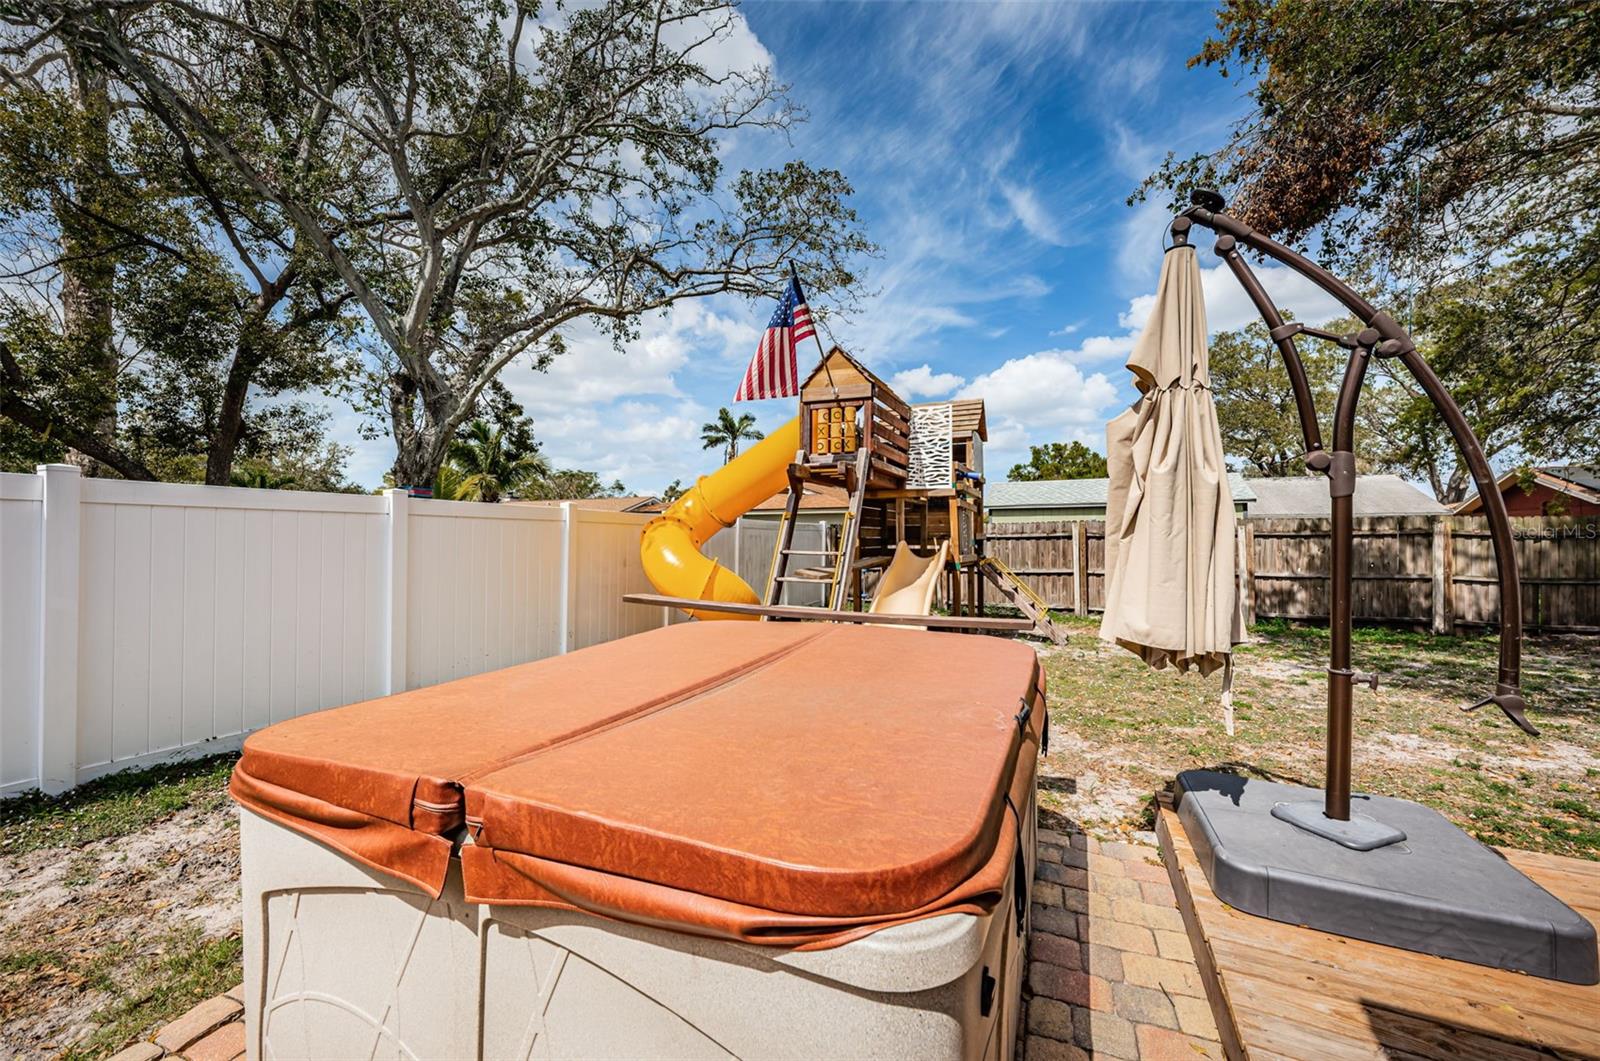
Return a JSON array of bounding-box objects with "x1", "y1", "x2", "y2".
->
[{"x1": 982, "y1": 514, "x2": 1599, "y2": 633}]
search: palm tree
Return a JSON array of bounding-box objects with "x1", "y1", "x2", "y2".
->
[
  {"x1": 700, "y1": 408, "x2": 764, "y2": 464},
  {"x1": 446, "y1": 420, "x2": 551, "y2": 502}
]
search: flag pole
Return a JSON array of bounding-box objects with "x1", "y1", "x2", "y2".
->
[{"x1": 792, "y1": 261, "x2": 838, "y2": 399}]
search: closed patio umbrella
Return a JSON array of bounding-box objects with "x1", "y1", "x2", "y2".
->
[{"x1": 1100, "y1": 244, "x2": 1242, "y2": 728}]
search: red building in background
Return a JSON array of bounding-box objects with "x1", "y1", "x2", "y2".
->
[{"x1": 1456, "y1": 465, "x2": 1600, "y2": 517}]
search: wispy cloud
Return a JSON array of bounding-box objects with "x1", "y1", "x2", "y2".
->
[{"x1": 1000, "y1": 181, "x2": 1069, "y2": 246}]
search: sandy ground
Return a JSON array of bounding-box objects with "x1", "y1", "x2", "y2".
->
[{"x1": 0, "y1": 803, "x2": 240, "y2": 1057}]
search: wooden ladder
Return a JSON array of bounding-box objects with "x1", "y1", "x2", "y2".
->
[
  {"x1": 979, "y1": 555, "x2": 1069, "y2": 644},
  {"x1": 764, "y1": 449, "x2": 871, "y2": 612},
  {"x1": 829, "y1": 449, "x2": 871, "y2": 610}
]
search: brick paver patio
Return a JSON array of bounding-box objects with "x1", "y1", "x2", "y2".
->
[
  {"x1": 1022, "y1": 824, "x2": 1223, "y2": 1060},
  {"x1": 112, "y1": 821, "x2": 1218, "y2": 1061}
]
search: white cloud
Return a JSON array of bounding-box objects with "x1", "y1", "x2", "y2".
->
[
  {"x1": 1118, "y1": 259, "x2": 1348, "y2": 335},
  {"x1": 1077, "y1": 333, "x2": 1136, "y2": 362},
  {"x1": 957, "y1": 346, "x2": 1122, "y2": 473},
  {"x1": 1000, "y1": 182, "x2": 1068, "y2": 246},
  {"x1": 953, "y1": 251, "x2": 1349, "y2": 478},
  {"x1": 1049, "y1": 319, "x2": 1084, "y2": 337},
  {"x1": 1115, "y1": 195, "x2": 1177, "y2": 290},
  {"x1": 890, "y1": 364, "x2": 966, "y2": 399}
]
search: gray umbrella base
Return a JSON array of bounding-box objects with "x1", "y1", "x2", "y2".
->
[
  {"x1": 1269, "y1": 799, "x2": 1407, "y2": 850},
  {"x1": 1175, "y1": 770, "x2": 1599, "y2": 985}
]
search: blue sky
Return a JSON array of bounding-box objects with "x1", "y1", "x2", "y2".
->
[{"x1": 337, "y1": 1, "x2": 1346, "y2": 492}]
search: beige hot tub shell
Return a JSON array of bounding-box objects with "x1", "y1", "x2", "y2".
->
[
  {"x1": 231, "y1": 624, "x2": 1046, "y2": 1058},
  {"x1": 241, "y1": 801, "x2": 1035, "y2": 1060}
]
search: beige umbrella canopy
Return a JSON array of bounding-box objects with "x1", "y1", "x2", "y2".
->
[{"x1": 1101, "y1": 244, "x2": 1242, "y2": 723}]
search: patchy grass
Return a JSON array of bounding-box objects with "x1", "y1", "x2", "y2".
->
[
  {"x1": 1, "y1": 755, "x2": 241, "y2": 1057},
  {"x1": 55, "y1": 925, "x2": 242, "y2": 1061},
  {"x1": 1037, "y1": 616, "x2": 1600, "y2": 859},
  {"x1": 0, "y1": 753, "x2": 237, "y2": 857}
]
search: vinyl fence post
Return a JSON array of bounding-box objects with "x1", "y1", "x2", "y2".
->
[
  {"x1": 559, "y1": 503, "x2": 575, "y2": 654},
  {"x1": 1431, "y1": 517, "x2": 1453, "y2": 636},
  {"x1": 37, "y1": 463, "x2": 81, "y2": 795},
  {"x1": 383, "y1": 488, "x2": 410, "y2": 694}
]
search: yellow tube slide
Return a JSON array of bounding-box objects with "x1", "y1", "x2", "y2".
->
[{"x1": 641, "y1": 416, "x2": 800, "y2": 620}]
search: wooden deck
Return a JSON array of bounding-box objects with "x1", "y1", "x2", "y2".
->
[{"x1": 1156, "y1": 805, "x2": 1600, "y2": 1061}]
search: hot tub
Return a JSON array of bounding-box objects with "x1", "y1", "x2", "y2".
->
[{"x1": 233, "y1": 622, "x2": 1044, "y2": 1060}]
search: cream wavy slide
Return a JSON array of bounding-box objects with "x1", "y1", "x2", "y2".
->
[{"x1": 868, "y1": 540, "x2": 948, "y2": 624}]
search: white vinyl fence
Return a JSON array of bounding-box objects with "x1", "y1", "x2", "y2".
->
[{"x1": 0, "y1": 466, "x2": 668, "y2": 795}]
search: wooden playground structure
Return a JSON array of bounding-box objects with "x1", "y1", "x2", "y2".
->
[{"x1": 634, "y1": 344, "x2": 1066, "y2": 642}]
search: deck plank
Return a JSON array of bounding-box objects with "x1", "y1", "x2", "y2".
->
[{"x1": 1157, "y1": 806, "x2": 1600, "y2": 1061}]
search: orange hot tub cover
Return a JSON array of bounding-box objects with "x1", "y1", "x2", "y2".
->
[{"x1": 231, "y1": 622, "x2": 1044, "y2": 948}]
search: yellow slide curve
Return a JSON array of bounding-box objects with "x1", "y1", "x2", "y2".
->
[{"x1": 641, "y1": 416, "x2": 800, "y2": 621}]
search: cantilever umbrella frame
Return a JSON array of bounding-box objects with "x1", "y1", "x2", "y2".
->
[{"x1": 1173, "y1": 191, "x2": 1536, "y2": 846}]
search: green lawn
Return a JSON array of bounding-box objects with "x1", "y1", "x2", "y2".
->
[
  {"x1": 1036, "y1": 615, "x2": 1600, "y2": 859},
  {"x1": 0, "y1": 753, "x2": 237, "y2": 857}
]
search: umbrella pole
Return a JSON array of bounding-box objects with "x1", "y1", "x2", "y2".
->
[{"x1": 1325, "y1": 334, "x2": 1374, "y2": 821}]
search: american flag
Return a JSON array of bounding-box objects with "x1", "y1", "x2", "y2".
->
[{"x1": 734, "y1": 271, "x2": 815, "y2": 401}]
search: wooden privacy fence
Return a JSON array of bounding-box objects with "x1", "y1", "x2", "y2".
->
[{"x1": 983, "y1": 515, "x2": 1600, "y2": 634}]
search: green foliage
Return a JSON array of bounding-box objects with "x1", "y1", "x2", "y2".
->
[
  {"x1": 529, "y1": 468, "x2": 629, "y2": 501},
  {"x1": 1137, "y1": 1, "x2": 1599, "y2": 491},
  {"x1": 1139, "y1": 0, "x2": 1598, "y2": 269},
  {"x1": 660, "y1": 478, "x2": 686, "y2": 503},
  {"x1": 1007, "y1": 441, "x2": 1108, "y2": 482},
  {"x1": 29, "y1": 0, "x2": 873, "y2": 488},
  {"x1": 446, "y1": 419, "x2": 551, "y2": 503},
  {"x1": 700, "y1": 407, "x2": 763, "y2": 464},
  {"x1": 1208, "y1": 318, "x2": 1393, "y2": 477},
  {"x1": 0, "y1": 32, "x2": 360, "y2": 484},
  {"x1": 1363, "y1": 251, "x2": 1600, "y2": 499}
]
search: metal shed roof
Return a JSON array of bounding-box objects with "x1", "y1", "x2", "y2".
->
[
  {"x1": 1243, "y1": 475, "x2": 1446, "y2": 518},
  {"x1": 986, "y1": 474, "x2": 1256, "y2": 510}
]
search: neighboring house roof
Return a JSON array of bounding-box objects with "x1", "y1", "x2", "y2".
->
[
  {"x1": 913, "y1": 398, "x2": 988, "y2": 441},
  {"x1": 1454, "y1": 464, "x2": 1600, "y2": 513},
  {"x1": 506, "y1": 495, "x2": 660, "y2": 512},
  {"x1": 749, "y1": 482, "x2": 851, "y2": 513},
  {"x1": 1246, "y1": 475, "x2": 1446, "y2": 518},
  {"x1": 986, "y1": 474, "x2": 1256, "y2": 510}
]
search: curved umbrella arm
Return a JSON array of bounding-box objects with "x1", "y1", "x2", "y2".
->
[
  {"x1": 1173, "y1": 217, "x2": 1327, "y2": 464},
  {"x1": 1175, "y1": 197, "x2": 1532, "y2": 737}
]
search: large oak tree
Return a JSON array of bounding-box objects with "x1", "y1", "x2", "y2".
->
[
  {"x1": 34, "y1": 0, "x2": 870, "y2": 487},
  {"x1": 0, "y1": 21, "x2": 357, "y2": 483}
]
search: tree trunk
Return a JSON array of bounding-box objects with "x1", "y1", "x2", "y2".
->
[
  {"x1": 389, "y1": 373, "x2": 456, "y2": 491},
  {"x1": 1443, "y1": 464, "x2": 1473, "y2": 505},
  {"x1": 206, "y1": 336, "x2": 260, "y2": 485},
  {"x1": 59, "y1": 48, "x2": 119, "y2": 474}
]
